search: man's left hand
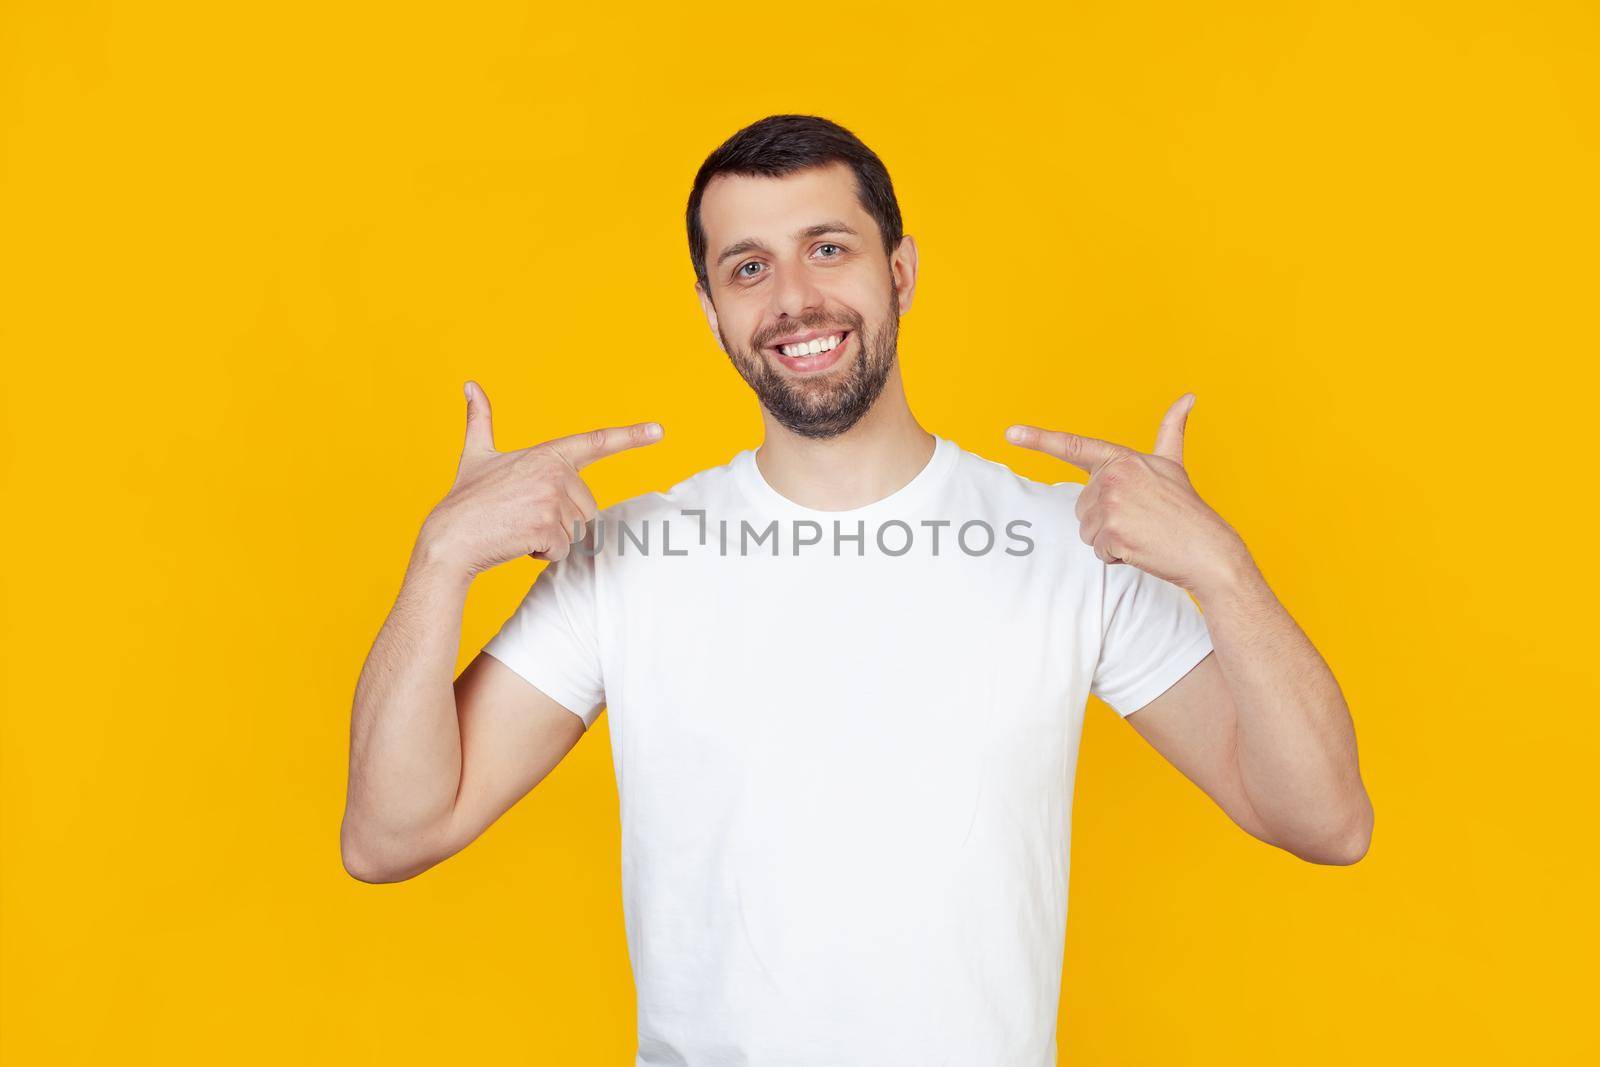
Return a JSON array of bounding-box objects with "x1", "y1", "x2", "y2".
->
[{"x1": 1005, "y1": 394, "x2": 1252, "y2": 596}]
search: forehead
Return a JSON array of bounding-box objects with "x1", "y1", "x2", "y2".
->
[{"x1": 700, "y1": 162, "x2": 871, "y2": 249}]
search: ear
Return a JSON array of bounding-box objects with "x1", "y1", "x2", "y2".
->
[
  {"x1": 694, "y1": 281, "x2": 728, "y2": 354},
  {"x1": 891, "y1": 233, "x2": 918, "y2": 315}
]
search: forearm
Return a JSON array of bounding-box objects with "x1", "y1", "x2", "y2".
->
[
  {"x1": 342, "y1": 528, "x2": 474, "y2": 878},
  {"x1": 1193, "y1": 556, "x2": 1372, "y2": 863}
]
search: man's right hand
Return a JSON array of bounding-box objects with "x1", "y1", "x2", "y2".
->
[{"x1": 419, "y1": 380, "x2": 664, "y2": 575}]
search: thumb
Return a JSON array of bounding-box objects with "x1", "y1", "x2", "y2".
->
[
  {"x1": 1152, "y1": 392, "x2": 1194, "y2": 463},
  {"x1": 463, "y1": 380, "x2": 497, "y2": 454}
]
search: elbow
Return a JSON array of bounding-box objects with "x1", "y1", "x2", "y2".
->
[
  {"x1": 1315, "y1": 827, "x2": 1371, "y2": 867},
  {"x1": 1296, "y1": 797, "x2": 1374, "y2": 867},
  {"x1": 342, "y1": 848, "x2": 403, "y2": 885},
  {"x1": 340, "y1": 819, "x2": 423, "y2": 885}
]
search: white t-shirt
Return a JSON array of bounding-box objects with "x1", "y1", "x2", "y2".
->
[{"x1": 482, "y1": 433, "x2": 1214, "y2": 1066}]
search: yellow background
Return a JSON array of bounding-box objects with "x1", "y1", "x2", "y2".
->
[{"x1": 3, "y1": 1, "x2": 1595, "y2": 1062}]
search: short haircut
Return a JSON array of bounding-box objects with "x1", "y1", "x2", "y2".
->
[{"x1": 686, "y1": 114, "x2": 904, "y2": 291}]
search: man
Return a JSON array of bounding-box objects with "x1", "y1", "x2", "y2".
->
[{"x1": 342, "y1": 114, "x2": 1372, "y2": 1065}]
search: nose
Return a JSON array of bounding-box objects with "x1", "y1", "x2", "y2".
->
[{"x1": 770, "y1": 259, "x2": 825, "y2": 323}]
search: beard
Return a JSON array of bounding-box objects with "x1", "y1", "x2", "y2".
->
[{"x1": 719, "y1": 287, "x2": 900, "y2": 440}]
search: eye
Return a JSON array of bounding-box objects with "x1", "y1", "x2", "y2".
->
[
  {"x1": 736, "y1": 261, "x2": 764, "y2": 279},
  {"x1": 816, "y1": 243, "x2": 844, "y2": 258}
]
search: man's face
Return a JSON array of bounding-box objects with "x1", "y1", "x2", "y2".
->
[{"x1": 695, "y1": 162, "x2": 916, "y2": 439}]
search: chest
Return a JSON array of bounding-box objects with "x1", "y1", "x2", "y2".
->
[{"x1": 598, "y1": 548, "x2": 1095, "y2": 743}]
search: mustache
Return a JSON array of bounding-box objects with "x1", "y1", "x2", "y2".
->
[{"x1": 753, "y1": 313, "x2": 864, "y2": 350}]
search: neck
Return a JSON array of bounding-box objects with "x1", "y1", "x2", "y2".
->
[{"x1": 752, "y1": 369, "x2": 935, "y2": 511}]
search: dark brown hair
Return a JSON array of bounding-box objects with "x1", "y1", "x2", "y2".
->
[{"x1": 686, "y1": 114, "x2": 904, "y2": 291}]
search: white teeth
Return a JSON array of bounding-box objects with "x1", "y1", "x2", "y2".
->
[{"x1": 779, "y1": 333, "x2": 842, "y2": 358}]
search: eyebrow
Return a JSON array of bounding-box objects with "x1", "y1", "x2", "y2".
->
[{"x1": 715, "y1": 221, "x2": 861, "y2": 269}]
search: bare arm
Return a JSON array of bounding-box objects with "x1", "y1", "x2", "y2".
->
[
  {"x1": 339, "y1": 381, "x2": 662, "y2": 883},
  {"x1": 1123, "y1": 557, "x2": 1371, "y2": 865},
  {"x1": 339, "y1": 533, "x2": 586, "y2": 883},
  {"x1": 1008, "y1": 393, "x2": 1372, "y2": 865}
]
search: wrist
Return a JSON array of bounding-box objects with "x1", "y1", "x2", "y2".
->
[
  {"x1": 1188, "y1": 537, "x2": 1264, "y2": 606},
  {"x1": 412, "y1": 516, "x2": 476, "y2": 587}
]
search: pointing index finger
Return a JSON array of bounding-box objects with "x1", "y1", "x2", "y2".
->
[
  {"x1": 1005, "y1": 424, "x2": 1125, "y2": 474},
  {"x1": 545, "y1": 421, "x2": 664, "y2": 471}
]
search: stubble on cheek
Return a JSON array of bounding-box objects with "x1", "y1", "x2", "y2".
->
[{"x1": 715, "y1": 286, "x2": 900, "y2": 438}]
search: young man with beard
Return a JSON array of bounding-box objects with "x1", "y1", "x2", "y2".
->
[{"x1": 342, "y1": 114, "x2": 1373, "y2": 1065}]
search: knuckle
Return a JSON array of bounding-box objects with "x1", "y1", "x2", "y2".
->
[
  {"x1": 526, "y1": 463, "x2": 564, "y2": 493},
  {"x1": 587, "y1": 428, "x2": 609, "y2": 452},
  {"x1": 564, "y1": 475, "x2": 598, "y2": 513},
  {"x1": 524, "y1": 445, "x2": 564, "y2": 477}
]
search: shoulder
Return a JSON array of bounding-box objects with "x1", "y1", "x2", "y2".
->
[
  {"x1": 941, "y1": 438, "x2": 1099, "y2": 566},
  {"x1": 595, "y1": 451, "x2": 747, "y2": 525},
  {"x1": 945, "y1": 438, "x2": 1085, "y2": 513}
]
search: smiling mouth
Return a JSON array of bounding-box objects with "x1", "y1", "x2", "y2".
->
[{"x1": 765, "y1": 329, "x2": 851, "y2": 365}]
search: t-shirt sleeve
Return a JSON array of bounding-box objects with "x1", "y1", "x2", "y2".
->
[
  {"x1": 1090, "y1": 562, "x2": 1215, "y2": 717},
  {"x1": 480, "y1": 536, "x2": 606, "y2": 730}
]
